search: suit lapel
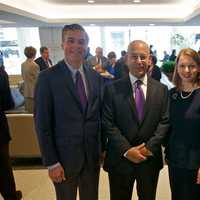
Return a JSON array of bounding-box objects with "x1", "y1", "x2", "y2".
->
[
  {"x1": 83, "y1": 65, "x2": 94, "y2": 115},
  {"x1": 122, "y1": 77, "x2": 140, "y2": 125},
  {"x1": 125, "y1": 76, "x2": 157, "y2": 126},
  {"x1": 59, "y1": 60, "x2": 83, "y2": 112},
  {"x1": 140, "y1": 77, "x2": 156, "y2": 125}
]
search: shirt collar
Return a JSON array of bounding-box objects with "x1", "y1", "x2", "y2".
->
[
  {"x1": 64, "y1": 59, "x2": 84, "y2": 78},
  {"x1": 129, "y1": 72, "x2": 147, "y2": 86}
]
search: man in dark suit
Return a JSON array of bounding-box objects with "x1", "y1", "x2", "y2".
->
[
  {"x1": 34, "y1": 24, "x2": 103, "y2": 200},
  {"x1": 148, "y1": 55, "x2": 161, "y2": 82},
  {"x1": 102, "y1": 40, "x2": 169, "y2": 200},
  {"x1": 0, "y1": 67, "x2": 22, "y2": 200},
  {"x1": 114, "y1": 52, "x2": 129, "y2": 80},
  {"x1": 35, "y1": 46, "x2": 53, "y2": 71}
]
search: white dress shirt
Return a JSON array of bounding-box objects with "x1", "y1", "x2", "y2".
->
[
  {"x1": 124, "y1": 73, "x2": 148, "y2": 158},
  {"x1": 129, "y1": 72, "x2": 148, "y2": 99}
]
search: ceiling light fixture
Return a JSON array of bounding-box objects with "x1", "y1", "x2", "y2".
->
[
  {"x1": 88, "y1": 0, "x2": 95, "y2": 3},
  {"x1": 149, "y1": 23, "x2": 155, "y2": 26},
  {"x1": 133, "y1": 0, "x2": 141, "y2": 3}
]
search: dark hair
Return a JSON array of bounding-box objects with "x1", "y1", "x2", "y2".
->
[
  {"x1": 62, "y1": 24, "x2": 89, "y2": 44},
  {"x1": 24, "y1": 46, "x2": 36, "y2": 59},
  {"x1": 40, "y1": 46, "x2": 48, "y2": 54},
  {"x1": 121, "y1": 50, "x2": 126, "y2": 57},
  {"x1": 171, "y1": 49, "x2": 176, "y2": 55},
  {"x1": 107, "y1": 51, "x2": 116, "y2": 59}
]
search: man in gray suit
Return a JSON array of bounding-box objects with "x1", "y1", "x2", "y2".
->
[
  {"x1": 87, "y1": 47, "x2": 108, "y2": 69},
  {"x1": 34, "y1": 24, "x2": 103, "y2": 200}
]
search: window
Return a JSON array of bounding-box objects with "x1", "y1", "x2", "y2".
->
[{"x1": 0, "y1": 27, "x2": 40, "y2": 75}]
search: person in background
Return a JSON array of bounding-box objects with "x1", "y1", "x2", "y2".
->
[
  {"x1": 118, "y1": 50, "x2": 127, "y2": 63},
  {"x1": 165, "y1": 48, "x2": 200, "y2": 200},
  {"x1": 148, "y1": 55, "x2": 161, "y2": 82},
  {"x1": 87, "y1": 47, "x2": 108, "y2": 69},
  {"x1": 102, "y1": 40, "x2": 169, "y2": 200},
  {"x1": 85, "y1": 47, "x2": 93, "y2": 60},
  {"x1": 21, "y1": 46, "x2": 39, "y2": 113},
  {"x1": 150, "y1": 44, "x2": 154, "y2": 55},
  {"x1": 162, "y1": 50, "x2": 170, "y2": 62},
  {"x1": 0, "y1": 50, "x2": 4, "y2": 67},
  {"x1": 115, "y1": 52, "x2": 129, "y2": 80},
  {"x1": 34, "y1": 24, "x2": 103, "y2": 200},
  {"x1": 35, "y1": 46, "x2": 53, "y2": 71},
  {"x1": 105, "y1": 51, "x2": 117, "y2": 77},
  {"x1": 0, "y1": 67, "x2": 22, "y2": 200},
  {"x1": 169, "y1": 49, "x2": 177, "y2": 61}
]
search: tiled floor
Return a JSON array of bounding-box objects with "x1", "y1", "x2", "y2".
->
[{"x1": 0, "y1": 166, "x2": 171, "y2": 200}]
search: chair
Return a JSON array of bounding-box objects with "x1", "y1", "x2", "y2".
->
[{"x1": 6, "y1": 113, "x2": 41, "y2": 158}]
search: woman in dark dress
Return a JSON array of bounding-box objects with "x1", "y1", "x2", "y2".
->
[
  {"x1": 166, "y1": 48, "x2": 200, "y2": 200},
  {"x1": 0, "y1": 67, "x2": 22, "y2": 200}
]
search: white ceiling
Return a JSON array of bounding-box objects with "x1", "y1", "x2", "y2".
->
[
  {"x1": 44, "y1": 0, "x2": 183, "y2": 5},
  {"x1": 0, "y1": 0, "x2": 200, "y2": 27}
]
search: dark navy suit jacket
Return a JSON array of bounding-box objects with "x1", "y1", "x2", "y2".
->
[
  {"x1": 35, "y1": 57, "x2": 52, "y2": 71},
  {"x1": 0, "y1": 68, "x2": 14, "y2": 145},
  {"x1": 34, "y1": 60, "x2": 103, "y2": 175}
]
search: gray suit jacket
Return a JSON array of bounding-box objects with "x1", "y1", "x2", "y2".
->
[
  {"x1": 34, "y1": 60, "x2": 103, "y2": 176},
  {"x1": 87, "y1": 56, "x2": 108, "y2": 69}
]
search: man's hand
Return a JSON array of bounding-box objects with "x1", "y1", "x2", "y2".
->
[
  {"x1": 48, "y1": 164, "x2": 66, "y2": 183},
  {"x1": 196, "y1": 168, "x2": 200, "y2": 184},
  {"x1": 126, "y1": 143, "x2": 147, "y2": 164},
  {"x1": 139, "y1": 146, "x2": 153, "y2": 157}
]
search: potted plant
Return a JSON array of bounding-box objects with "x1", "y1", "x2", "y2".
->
[{"x1": 161, "y1": 61, "x2": 175, "y2": 81}]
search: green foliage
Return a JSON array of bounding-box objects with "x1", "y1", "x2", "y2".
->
[{"x1": 161, "y1": 61, "x2": 175, "y2": 73}]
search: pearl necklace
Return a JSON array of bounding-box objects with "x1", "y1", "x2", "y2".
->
[{"x1": 180, "y1": 90, "x2": 194, "y2": 99}]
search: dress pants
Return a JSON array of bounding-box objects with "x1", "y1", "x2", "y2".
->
[
  {"x1": 108, "y1": 163, "x2": 160, "y2": 200},
  {"x1": 53, "y1": 165, "x2": 100, "y2": 200},
  {"x1": 24, "y1": 97, "x2": 34, "y2": 113},
  {"x1": 168, "y1": 166, "x2": 200, "y2": 200},
  {"x1": 0, "y1": 143, "x2": 18, "y2": 200}
]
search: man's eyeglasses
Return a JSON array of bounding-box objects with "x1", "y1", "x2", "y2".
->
[{"x1": 131, "y1": 54, "x2": 147, "y2": 61}]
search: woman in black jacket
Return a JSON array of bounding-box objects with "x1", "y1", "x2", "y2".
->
[
  {"x1": 0, "y1": 67, "x2": 22, "y2": 200},
  {"x1": 166, "y1": 48, "x2": 200, "y2": 200}
]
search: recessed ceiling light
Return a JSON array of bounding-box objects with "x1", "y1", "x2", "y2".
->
[
  {"x1": 90, "y1": 24, "x2": 96, "y2": 26},
  {"x1": 88, "y1": 0, "x2": 95, "y2": 3},
  {"x1": 133, "y1": 0, "x2": 141, "y2": 3},
  {"x1": 149, "y1": 23, "x2": 155, "y2": 26}
]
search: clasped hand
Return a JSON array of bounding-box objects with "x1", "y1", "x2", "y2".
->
[{"x1": 126, "y1": 143, "x2": 152, "y2": 164}]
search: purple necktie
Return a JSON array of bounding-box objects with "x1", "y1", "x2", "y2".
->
[
  {"x1": 75, "y1": 71, "x2": 87, "y2": 111},
  {"x1": 135, "y1": 80, "x2": 145, "y2": 121}
]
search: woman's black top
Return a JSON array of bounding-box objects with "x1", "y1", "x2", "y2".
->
[{"x1": 167, "y1": 87, "x2": 200, "y2": 169}]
